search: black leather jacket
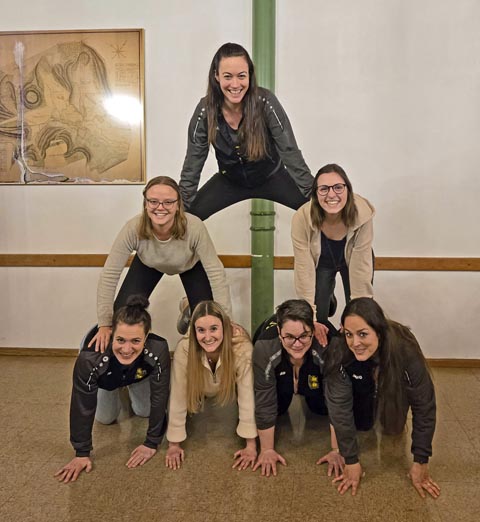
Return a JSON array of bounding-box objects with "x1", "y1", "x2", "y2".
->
[
  {"x1": 324, "y1": 336, "x2": 436, "y2": 465},
  {"x1": 179, "y1": 87, "x2": 312, "y2": 209},
  {"x1": 253, "y1": 336, "x2": 325, "y2": 430},
  {"x1": 70, "y1": 329, "x2": 170, "y2": 457}
]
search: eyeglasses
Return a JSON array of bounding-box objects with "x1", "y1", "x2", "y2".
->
[
  {"x1": 280, "y1": 332, "x2": 313, "y2": 347},
  {"x1": 316, "y1": 183, "x2": 346, "y2": 196},
  {"x1": 145, "y1": 198, "x2": 178, "y2": 209}
]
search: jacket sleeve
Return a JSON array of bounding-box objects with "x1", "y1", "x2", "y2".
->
[
  {"x1": 291, "y1": 207, "x2": 317, "y2": 314},
  {"x1": 191, "y1": 218, "x2": 232, "y2": 317},
  {"x1": 324, "y1": 362, "x2": 359, "y2": 465},
  {"x1": 263, "y1": 90, "x2": 313, "y2": 198},
  {"x1": 234, "y1": 337, "x2": 258, "y2": 439},
  {"x1": 143, "y1": 338, "x2": 171, "y2": 450},
  {"x1": 69, "y1": 353, "x2": 100, "y2": 457},
  {"x1": 405, "y1": 352, "x2": 436, "y2": 464},
  {"x1": 348, "y1": 216, "x2": 374, "y2": 300},
  {"x1": 97, "y1": 218, "x2": 140, "y2": 326},
  {"x1": 166, "y1": 338, "x2": 189, "y2": 443},
  {"x1": 179, "y1": 99, "x2": 210, "y2": 210},
  {"x1": 253, "y1": 339, "x2": 279, "y2": 430}
]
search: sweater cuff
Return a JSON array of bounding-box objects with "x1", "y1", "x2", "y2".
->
[
  {"x1": 166, "y1": 426, "x2": 187, "y2": 444},
  {"x1": 236, "y1": 421, "x2": 258, "y2": 440}
]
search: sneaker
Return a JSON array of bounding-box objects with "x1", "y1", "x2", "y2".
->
[{"x1": 176, "y1": 297, "x2": 191, "y2": 334}]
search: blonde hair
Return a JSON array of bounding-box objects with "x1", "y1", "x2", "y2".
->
[
  {"x1": 138, "y1": 176, "x2": 187, "y2": 240},
  {"x1": 186, "y1": 301, "x2": 236, "y2": 413}
]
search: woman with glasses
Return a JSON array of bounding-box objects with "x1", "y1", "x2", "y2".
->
[
  {"x1": 291, "y1": 163, "x2": 375, "y2": 343},
  {"x1": 323, "y1": 298, "x2": 439, "y2": 499},
  {"x1": 179, "y1": 42, "x2": 314, "y2": 220},
  {"x1": 252, "y1": 299, "x2": 330, "y2": 477},
  {"x1": 89, "y1": 176, "x2": 231, "y2": 352},
  {"x1": 165, "y1": 301, "x2": 257, "y2": 471}
]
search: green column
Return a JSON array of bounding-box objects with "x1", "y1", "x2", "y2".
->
[{"x1": 251, "y1": 0, "x2": 276, "y2": 333}]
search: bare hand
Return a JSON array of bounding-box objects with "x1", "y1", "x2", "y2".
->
[
  {"x1": 408, "y1": 463, "x2": 440, "y2": 499},
  {"x1": 126, "y1": 445, "x2": 156, "y2": 469},
  {"x1": 232, "y1": 446, "x2": 257, "y2": 471},
  {"x1": 332, "y1": 462, "x2": 363, "y2": 496},
  {"x1": 316, "y1": 450, "x2": 345, "y2": 478},
  {"x1": 54, "y1": 457, "x2": 92, "y2": 483},
  {"x1": 165, "y1": 443, "x2": 185, "y2": 470},
  {"x1": 252, "y1": 449, "x2": 286, "y2": 477},
  {"x1": 314, "y1": 322, "x2": 329, "y2": 347},
  {"x1": 88, "y1": 326, "x2": 112, "y2": 353}
]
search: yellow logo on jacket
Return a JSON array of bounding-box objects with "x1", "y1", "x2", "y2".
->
[
  {"x1": 135, "y1": 368, "x2": 147, "y2": 380},
  {"x1": 308, "y1": 374, "x2": 319, "y2": 390}
]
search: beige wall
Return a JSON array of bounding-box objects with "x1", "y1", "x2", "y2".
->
[{"x1": 1, "y1": 0, "x2": 478, "y2": 357}]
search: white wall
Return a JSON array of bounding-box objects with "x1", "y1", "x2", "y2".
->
[{"x1": 1, "y1": 0, "x2": 478, "y2": 357}]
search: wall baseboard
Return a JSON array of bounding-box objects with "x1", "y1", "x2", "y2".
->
[{"x1": 1, "y1": 347, "x2": 479, "y2": 368}]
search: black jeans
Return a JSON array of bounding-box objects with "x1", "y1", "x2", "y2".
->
[
  {"x1": 188, "y1": 169, "x2": 309, "y2": 220},
  {"x1": 314, "y1": 264, "x2": 351, "y2": 324},
  {"x1": 113, "y1": 255, "x2": 213, "y2": 313},
  {"x1": 314, "y1": 251, "x2": 375, "y2": 324}
]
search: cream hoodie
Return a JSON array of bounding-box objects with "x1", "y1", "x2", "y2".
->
[{"x1": 291, "y1": 194, "x2": 375, "y2": 315}]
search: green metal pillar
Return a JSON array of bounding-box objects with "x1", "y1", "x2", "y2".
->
[{"x1": 251, "y1": 0, "x2": 276, "y2": 333}]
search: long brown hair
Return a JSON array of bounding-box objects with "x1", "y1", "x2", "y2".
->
[
  {"x1": 186, "y1": 301, "x2": 236, "y2": 413},
  {"x1": 310, "y1": 164, "x2": 358, "y2": 230},
  {"x1": 328, "y1": 298, "x2": 429, "y2": 435},
  {"x1": 206, "y1": 42, "x2": 268, "y2": 161},
  {"x1": 138, "y1": 176, "x2": 187, "y2": 240}
]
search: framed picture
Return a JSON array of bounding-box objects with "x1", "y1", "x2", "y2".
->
[{"x1": 0, "y1": 28, "x2": 145, "y2": 184}]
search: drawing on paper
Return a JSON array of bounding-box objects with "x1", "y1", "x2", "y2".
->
[{"x1": 0, "y1": 29, "x2": 145, "y2": 184}]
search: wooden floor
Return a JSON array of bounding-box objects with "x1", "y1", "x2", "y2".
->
[{"x1": 1, "y1": 356, "x2": 479, "y2": 522}]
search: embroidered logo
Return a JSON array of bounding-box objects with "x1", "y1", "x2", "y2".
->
[
  {"x1": 352, "y1": 374, "x2": 363, "y2": 380},
  {"x1": 279, "y1": 371, "x2": 286, "y2": 376},
  {"x1": 135, "y1": 368, "x2": 147, "y2": 380},
  {"x1": 308, "y1": 375, "x2": 319, "y2": 389}
]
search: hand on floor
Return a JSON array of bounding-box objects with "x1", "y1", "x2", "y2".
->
[
  {"x1": 54, "y1": 456, "x2": 92, "y2": 483},
  {"x1": 126, "y1": 444, "x2": 156, "y2": 468}
]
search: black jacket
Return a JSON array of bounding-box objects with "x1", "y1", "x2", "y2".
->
[
  {"x1": 179, "y1": 87, "x2": 312, "y2": 209},
  {"x1": 70, "y1": 331, "x2": 170, "y2": 457},
  {"x1": 324, "y1": 336, "x2": 436, "y2": 465},
  {"x1": 253, "y1": 336, "x2": 325, "y2": 430}
]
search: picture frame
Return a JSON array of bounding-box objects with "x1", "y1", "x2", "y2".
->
[{"x1": 0, "y1": 28, "x2": 145, "y2": 184}]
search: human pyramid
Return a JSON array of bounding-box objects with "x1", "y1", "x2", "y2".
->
[{"x1": 55, "y1": 43, "x2": 439, "y2": 500}]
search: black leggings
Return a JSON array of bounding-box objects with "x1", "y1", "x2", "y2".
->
[
  {"x1": 114, "y1": 255, "x2": 213, "y2": 313},
  {"x1": 188, "y1": 169, "x2": 309, "y2": 220}
]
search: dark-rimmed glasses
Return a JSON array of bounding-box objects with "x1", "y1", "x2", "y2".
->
[
  {"x1": 145, "y1": 198, "x2": 178, "y2": 209},
  {"x1": 280, "y1": 332, "x2": 313, "y2": 347},
  {"x1": 316, "y1": 183, "x2": 346, "y2": 196}
]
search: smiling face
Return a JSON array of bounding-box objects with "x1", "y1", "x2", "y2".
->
[
  {"x1": 316, "y1": 171, "x2": 348, "y2": 217},
  {"x1": 144, "y1": 183, "x2": 178, "y2": 233},
  {"x1": 111, "y1": 322, "x2": 146, "y2": 365},
  {"x1": 194, "y1": 315, "x2": 224, "y2": 354},
  {"x1": 343, "y1": 314, "x2": 380, "y2": 361},
  {"x1": 215, "y1": 56, "x2": 250, "y2": 108},
  {"x1": 278, "y1": 319, "x2": 313, "y2": 363}
]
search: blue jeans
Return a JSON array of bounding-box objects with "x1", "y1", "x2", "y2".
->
[{"x1": 95, "y1": 378, "x2": 151, "y2": 424}]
